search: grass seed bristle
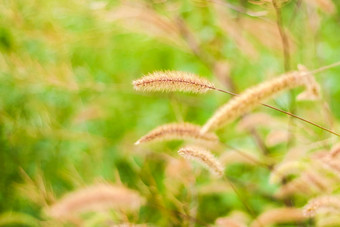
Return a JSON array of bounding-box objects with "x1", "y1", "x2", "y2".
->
[
  {"x1": 250, "y1": 208, "x2": 306, "y2": 227},
  {"x1": 178, "y1": 146, "x2": 224, "y2": 176},
  {"x1": 303, "y1": 195, "x2": 340, "y2": 217},
  {"x1": 47, "y1": 184, "x2": 144, "y2": 219},
  {"x1": 269, "y1": 161, "x2": 307, "y2": 184},
  {"x1": 201, "y1": 69, "x2": 318, "y2": 133},
  {"x1": 135, "y1": 122, "x2": 219, "y2": 145},
  {"x1": 133, "y1": 71, "x2": 215, "y2": 93}
]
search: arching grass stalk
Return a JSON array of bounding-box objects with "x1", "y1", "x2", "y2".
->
[{"x1": 210, "y1": 87, "x2": 340, "y2": 138}]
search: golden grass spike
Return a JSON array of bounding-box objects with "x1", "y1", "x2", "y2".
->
[
  {"x1": 237, "y1": 112, "x2": 278, "y2": 131},
  {"x1": 201, "y1": 70, "x2": 315, "y2": 133},
  {"x1": 266, "y1": 129, "x2": 290, "y2": 146},
  {"x1": 312, "y1": 151, "x2": 340, "y2": 178},
  {"x1": 305, "y1": 0, "x2": 336, "y2": 14},
  {"x1": 317, "y1": 214, "x2": 340, "y2": 227},
  {"x1": 275, "y1": 176, "x2": 311, "y2": 199},
  {"x1": 330, "y1": 143, "x2": 340, "y2": 158},
  {"x1": 250, "y1": 208, "x2": 306, "y2": 227},
  {"x1": 178, "y1": 146, "x2": 224, "y2": 176},
  {"x1": 215, "y1": 218, "x2": 246, "y2": 227},
  {"x1": 296, "y1": 65, "x2": 321, "y2": 101},
  {"x1": 274, "y1": 167, "x2": 333, "y2": 198},
  {"x1": 302, "y1": 169, "x2": 332, "y2": 193},
  {"x1": 303, "y1": 195, "x2": 340, "y2": 217},
  {"x1": 135, "y1": 122, "x2": 219, "y2": 145},
  {"x1": 220, "y1": 150, "x2": 259, "y2": 166},
  {"x1": 269, "y1": 161, "x2": 307, "y2": 184},
  {"x1": 215, "y1": 210, "x2": 250, "y2": 227},
  {"x1": 47, "y1": 183, "x2": 144, "y2": 219},
  {"x1": 133, "y1": 71, "x2": 215, "y2": 93}
]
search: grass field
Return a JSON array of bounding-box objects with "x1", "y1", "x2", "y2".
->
[{"x1": 1, "y1": 0, "x2": 340, "y2": 226}]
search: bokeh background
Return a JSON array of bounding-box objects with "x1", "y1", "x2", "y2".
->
[{"x1": 1, "y1": 0, "x2": 340, "y2": 226}]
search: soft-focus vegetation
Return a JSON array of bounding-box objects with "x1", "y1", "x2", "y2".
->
[{"x1": 1, "y1": 0, "x2": 340, "y2": 226}]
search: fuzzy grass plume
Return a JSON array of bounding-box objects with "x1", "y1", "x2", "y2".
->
[
  {"x1": 215, "y1": 211, "x2": 249, "y2": 227},
  {"x1": 269, "y1": 161, "x2": 307, "y2": 184},
  {"x1": 275, "y1": 176, "x2": 310, "y2": 199},
  {"x1": 201, "y1": 68, "x2": 319, "y2": 133},
  {"x1": 178, "y1": 146, "x2": 224, "y2": 176},
  {"x1": 311, "y1": 151, "x2": 340, "y2": 181},
  {"x1": 296, "y1": 65, "x2": 321, "y2": 101},
  {"x1": 330, "y1": 143, "x2": 340, "y2": 157},
  {"x1": 319, "y1": 156, "x2": 340, "y2": 176},
  {"x1": 133, "y1": 71, "x2": 215, "y2": 93},
  {"x1": 250, "y1": 208, "x2": 306, "y2": 227},
  {"x1": 47, "y1": 183, "x2": 144, "y2": 219},
  {"x1": 303, "y1": 195, "x2": 340, "y2": 217},
  {"x1": 135, "y1": 122, "x2": 219, "y2": 145},
  {"x1": 275, "y1": 169, "x2": 335, "y2": 198}
]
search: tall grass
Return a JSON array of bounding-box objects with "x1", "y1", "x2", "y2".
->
[{"x1": 1, "y1": 0, "x2": 340, "y2": 226}]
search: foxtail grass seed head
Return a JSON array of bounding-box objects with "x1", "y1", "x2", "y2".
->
[
  {"x1": 302, "y1": 170, "x2": 331, "y2": 192},
  {"x1": 269, "y1": 161, "x2": 307, "y2": 184},
  {"x1": 296, "y1": 65, "x2": 321, "y2": 101},
  {"x1": 237, "y1": 112, "x2": 277, "y2": 131},
  {"x1": 266, "y1": 130, "x2": 290, "y2": 146},
  {"x1": 275, "y1": 168, "x2": 332, "y2": 199},
  {"x1": 133, "y1": 71, "x2": 215, "y2": 93},
  {"x1": 220, "y1": 150, "x2": 258, "y2": 166},
  {"x1": 201, "y1": 69, "x2": 319, "y2": 133},
  {"x1": 250, "y1": 208, "x2": 306, "y2": 227},
  {"x1": 312, "y1": 151, "x2": 340, "y2": 178},
  {"x1": 317, "y1": 215, "x2": 340, "y2": 227},
  {"x1": 47, "y1": 184, "x2": 144, "y2": 219},
  {"x1": 330, "y1": 143, "x2": 340, "y2": 158},
  {"x1": 303, "y1": 195, "x2": 340, "y2": 217},
  {"x1": 275, "y1": 177, "x2": 311, "y2": 199},
  {"x1": 135, "y1": 122, "x2": 219, "y2": 145},
  {"x1": 215, "y1": 211, "x2": 249, "y2": 227},
  {"x1": 178, "y1": 146, "x2": 224, "y2": 176},
  {"x1": 216, "y1": 218, "x2": 247, "y2": 227}
]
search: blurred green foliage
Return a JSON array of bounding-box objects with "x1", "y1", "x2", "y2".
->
[{"x1": 1, "y1": 0, "x2": 340, "y2": 226}]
